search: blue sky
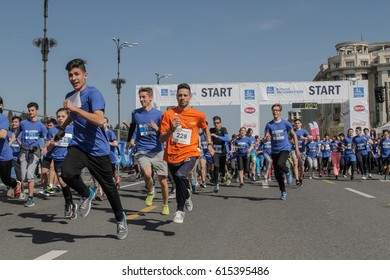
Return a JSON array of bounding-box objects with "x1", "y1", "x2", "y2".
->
[{"x1": 1, "y1": 0, "x2": 389, "y2": 135}]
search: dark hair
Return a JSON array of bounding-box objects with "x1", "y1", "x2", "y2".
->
[
  {"x1": 363, "y1": 127, "x2": 369, "y2": 132},
  {"x1": 12, "y1": 116, "x2": 21, "y2": 122},
  {"x1": 0, "y1": 96, "x2": 3, "y2": 105},
  {"x1": 47, "y1": 118, "x2": 57, "y2": 125},
  {"x1": 338, "y1": 133, "x2": 345, "y2": 137},
  {"x1": 213, "y1": 116, "x2": 221, "y2": 122},
  {"x1": 294, "y1": 118, "x2": 302, "y2": 123},
  {"x1": 65, "y1": 58, "x2": 87, "y2": 72},
  {"x1": 355, "y1": 126, "x2": 362, "y2": 131},
  {"x1": 56, "y1": 107, "x2": 68, "y2": 115},
  {"x1": 383, "y1": 129, "x2": 389, "y2": 134},
  {"x1": 177, "y1": 83, "x2": 191, "y2": 92},
  {"x1": 27, "y1": 102, "x2": 39, "y2": 110},
  {"x1": 104, "y1": 117, "x2": 109, "y2": 123}
]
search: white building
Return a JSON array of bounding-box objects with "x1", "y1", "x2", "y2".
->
[{"x1": 314, "y1": 41, "x2": 390, "y2": 127}]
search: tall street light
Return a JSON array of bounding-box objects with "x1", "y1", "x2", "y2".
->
[
  {"x1": 33, "y1": 0, "x2": 57, "y2": 118},
  {"x1": 112, "y1": 38, "x2": 138, "y2": 140},
  {"x1": 155, "y1": 72, "x2": 172, "y2": 84}
]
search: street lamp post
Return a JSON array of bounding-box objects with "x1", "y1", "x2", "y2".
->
[
  {"x1": 32, "y1": 0, "x2": 57, "y2": 118},
  {"x1": 112, "y1": 38, "x2": 138, "y2": 140},
  {"x1": 155, "y1": 72, "x2": 172, "y2": 84}
]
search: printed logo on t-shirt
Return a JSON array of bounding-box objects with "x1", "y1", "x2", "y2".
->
[
  {"x1": 25, "y1": 130, "x2": 39, "y2": 140},
  {"x1": 139, "y1": 124, "x2": 155, "y2": 136},
  {"x1": 272, "y1": 130, "x2": 285, "y2": 141}
]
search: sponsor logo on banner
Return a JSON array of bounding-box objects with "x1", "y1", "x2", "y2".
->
[
  {"x1": 353, "y1": 105, "x2": 365, "y2": 112},
  {"x1": 170, "y1": 89, "x2": 177, "y2": 96},
  {"x1": 161, "y1": 89, "x2": 168, "y2": 96},
  {"x1": 244, "y1": 90, "x2": 255, "y2": 100},
  {"x1": 243, "y1": 122, "x2": 257, "y2": 128},
  {"x1": 266, "y1": 86, "x2": 275, "y2": 94},
  {"x1": 353, "y1": 87, "x2": 364, "y2": 98},
  {"x1": 244, "y1": 107, "x2": 256, "y2": 114},
  {"x1": 352, "y1": 121, "x2": 368, "y2": 127}
]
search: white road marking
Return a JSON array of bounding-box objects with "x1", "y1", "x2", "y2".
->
[
  {"x1": 344, "y1": 188, "x2": 376, "y2": 198},
  {"x1": 119, "y1": 182, "x2": 144, "y2": 189},
  {"x1": 34, "y1": 250, "x2": 67, "y2": 260}
]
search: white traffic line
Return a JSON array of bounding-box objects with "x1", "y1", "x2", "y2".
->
[
  {"x1": 120, "y1": 181, "x2": 144, "y2": 189},
  {"x1": 344, "y1": 188, "x2": 376, "y2": 198},
  {"x1": 34, "y1": 250, "x2": 67, "y2": 260}
]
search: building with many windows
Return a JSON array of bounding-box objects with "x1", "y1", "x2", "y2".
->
[{"x1": 314, "y1": 41, "x2": 390, "y2": 129}]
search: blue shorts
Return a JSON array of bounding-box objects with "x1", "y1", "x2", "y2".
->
[{"x1": 53, "y1": 159, "x2": 65, "y2": 173}]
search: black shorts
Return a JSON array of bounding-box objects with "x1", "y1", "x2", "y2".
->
[
  {"x1": 382, "y1": 157, "x2": 390, "y2": 166},
  {"x1": 41, "y1": 156, "x2": 53, "y2": 169}
]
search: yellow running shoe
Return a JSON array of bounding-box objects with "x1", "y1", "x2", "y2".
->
[
  {"x1": 161, "y1": 204, "x2": 170, "y2": 215},
  {"x1": 145, "y1": 192, "x2": 155, "y2": 206}
]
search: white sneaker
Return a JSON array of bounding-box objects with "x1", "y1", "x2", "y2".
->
[
  {"x1": 368, "y1": 174, "x2": 372, "y2": 178},
  {"x1": 362, "y1": 176, "x2": 366, "y2": 180},
  {"x1": 185, "y1": 190, "x2": 193, "y2": 212},
  {"x1": 39, "y1": 188, "x2": 50, "y2": 197},
  {"x1": 173, "y1": 210, "x2": 185, "y2": 224}
]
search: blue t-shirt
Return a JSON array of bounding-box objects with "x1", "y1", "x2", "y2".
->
[
  {"x1": 17, "y1": 119, "x2": 47, "y2": 149},
  {"x1": 380, "y1": 138, "x2": 390, "y2": 158},
  {"x1": 131, "y1": 107, "x2": 163, "y2": 154},
  {"x1": 322, "y1": 141, "x2": 331, "y2": 158},
  {"x1": 199, "y1": 132, "x2": 212, "y2": 159},
  {"x1": 248, "y1": 136, "x2": 256, "y2": 156},
  {"x1": 234, "y1": 136, "x2": 252, "y2": 156},
  {"x1": 8, "y1": 130, "x2": 20, "y2": 161},
  {"x1": 264, "y1": 119, "x2": 292, "y2": 154},
  {"x1": 305, "y1": 141, "x2": 319, "y2": 159},
  {"x1": 316, "y1": 140, "x2": 323, "y2": 157},
  {"x1": 65, "y1": 86, "x2": 110, "y2": 156},
  {"x1": 106, "y1": 129, "x2": 118, "y2": 164},
  {"x1": 343, "y1": 137, "x2": 354, "y2": 155},
  {"x1": 294, "y1": 128, "x2": 309, "y2": 153},
  {"x1": 373, "y1": 143, "x2": 380, "y2": 158},
  {"x1": 47, "y1": 125, "x2": 74, "y2": 160},
  {"x1": 364, "y1": 134, "x2": 372, "y2": 152},
  {"x1": 330, "y1": 140, "x2": 341, "y2": 153},
  {"x1": 261, "y1": 140, "x2": 272, "y2": 156},
  {"x1": 352, "y1": 135, "x2": 368, "y2": 156},
  {"x1": 0, "y1": 114, "x2": 13, "y2": 161}
]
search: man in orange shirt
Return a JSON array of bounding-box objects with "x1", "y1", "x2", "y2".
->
[{"x1": 160, "y1": 83, "x2": 214, "y2": 223}]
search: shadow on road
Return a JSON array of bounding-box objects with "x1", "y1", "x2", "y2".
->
[
  {"x1": 18, "y1": 212, "x2": 68, "y2": 224},
  {"x1": 8, "y1": 227, "x2": 115, "y2": 244},
  {"x1": 126, "y1": 218, "x2": 175, "y2": 237}
]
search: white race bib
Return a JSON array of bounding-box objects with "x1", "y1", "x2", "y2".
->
[
  {"x1": 213, "y1": 144, "x2": 222, "y2": 153},
  {"x1": 67, "y1": 91, "x2": 82, "y2": 108},
  {"x1": 172, "y1": 128, "x2": 192, "y2": 145},
  {"x1": 55, "y1": 133, "x2": 72, "y2": 147}
]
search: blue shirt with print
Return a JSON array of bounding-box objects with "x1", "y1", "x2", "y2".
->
[
  {"x1": 0, "y1": 114, "x2": 12, "y2": 161},
  {"x1": 65, "y1": 86, "x2": 110, "y2": 156},
  {"x1": 264, "y1": 119, "x2": 292, "y2": 154},
  {"x1": 47, "y1": 125, "x2": 74, "y2": 160}
]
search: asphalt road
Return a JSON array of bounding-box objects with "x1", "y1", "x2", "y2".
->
[{"x1": 1, "y1": 172, "x2": 390, "y2": 260}]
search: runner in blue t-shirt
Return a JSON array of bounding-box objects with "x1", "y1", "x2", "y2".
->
[
  {"x1": 46, "y1": 108, "x2": 76, "y2": 219},
  {"x1": 342, "y1": 128, "x2": 357, "y2": 180},
  {"x1": 292, "y1": 119, "x2": 308, "y2": 186},
  {"x1": 9, "y1": 102, "x2": 47, "y2": 206},
  {"x1": 322, "y1": 135, "x2": 332, "y2": 176},
  {"x1": 0, "y1": 97, "x2": 21, "y2": 198},
  {"x1": 261, "y1": 134, "x2": 273, "y2": 183},
  {"x1": 8, "y1": 116, "x2": 22, "y2": 187},
  {"x1": 379, "y1": 129, "x2": 390, "y2": 180},
  {"x1": 264, "y1": 104, "x2": 300, "y2": 200},
  {"x1": 128, "y1": 87, "x2": 170, "y2": 215},
  {"x1": 234, "y1": 127, "x2": 254, "y2": 188},
  {"x1": 353, "y1": 127, "x2": 370, "y2": 180},
  {"x1": 56, "y1": 58, "x2": 127, "y2": 240},
  {"x1": 363, "y1": 128, "x2": 374, "y2": 178}
]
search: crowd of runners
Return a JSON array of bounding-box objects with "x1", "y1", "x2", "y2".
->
[{"x1": 1, "y1": 58, "x2": 390, "y2": 241}]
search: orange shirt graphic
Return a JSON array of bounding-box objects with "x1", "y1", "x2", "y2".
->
[{"x1": 160, "y1": 107, "x2": 207, "y2": 164}]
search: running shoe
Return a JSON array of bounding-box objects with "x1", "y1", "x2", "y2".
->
[
  {"x1": 252, "y1": 173, "x2": 256, "y2": 181},
  {"x1": 46, "y1": 186, "x2": 55, "y2": 194},
  {"x1": 79, "y1": 187, "x2": 95, "y2": 217},
  {"x1": 221, "y1": 177, "x2": 226, "y2": 184},
  {"x1": 65, "y1": 203, "x2": 78, "y2": 220},
  {"x1": 213, "y1": 184, "x2": 219, "y2": 193},
  {"x1": 299, "y1": 179, "x2": 303, "y2": 186},
  {"x1": 296, "y1": 179, "x2": 300, "y2": 186},
  {"x1": 351, "y1": 175, "x2": 354, "y2": 181},
  {"x1": 19, "y1": 192, "x2": 27, "y2": 201},
  {"x1": 173, "y1": 210, "x2": 185, "y2": 224},
  {"x1": 168, "y1": 187, "x2": 176, "y2": 198},
  {"x1": 55, "y1": 185, "x2": 62, "y2": 192},
  {"x1": 368, "y1": 173, "x2": 372, "y2": 178},
  {"x1": 6, "y1": 187, "x2": 14, "y2": 198},
  {"x1": 95, "y1": 194, "x2": 104, "y2": 201},
  {"x1": 145, "y1": 192, "x2": 155, "y2": 206},
  {"x1": 362, "y1": 175, "x2": 367, "y2": 180},
  {"x1": 239, "y1": 183, "x2": 244, "y2": 188},
  {"x1": 226, "y1": 173, "x2": 232, "y2": 186},
  {"x1": 24, "y1": 197, "x2": 35, "y2": 207},
  {"x1": 161, "y1": 204, "x2": 170, "y2": 215},
  {"x1": 14, "y1": 183, "x2": 21, "y2": 198},
  {"x1": 185, "y1": 190, "x2": 193, "y2": 212},
  {"x1": 199, "y1": 181, "x2": 207, "y2": 188},
  {"x1": 280, "y1": 191, "x2": 287, "y2": 201},
  {"x1": 116, "y1": 212, "x2": 128, "y2": 240},
  {"x1": 286, "y1": 172, "x2": 293, "y2": 185},
  {"x1": 39, "y1": 188, "x2": 50, "y2": 197}
]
